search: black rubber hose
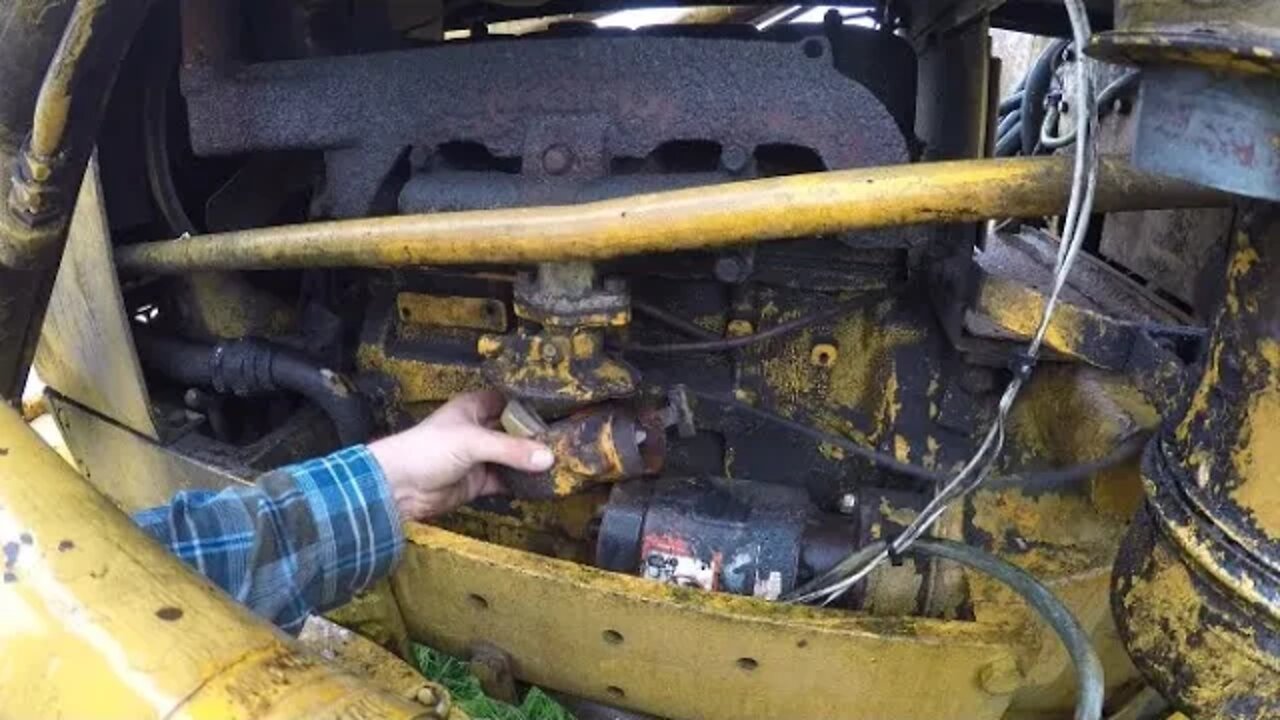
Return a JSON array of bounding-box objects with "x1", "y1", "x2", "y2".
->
[
  {"x1": 996, "y1": 110, "x2": 1022, "y2": 144},
  {"x1": 632, "y1": 300, "x2": 721, "y2": 341},
  {"x1": 997, "y1": 92, "x2": 1024, "y2": 117},
  {"x1": 910, "y1": 539, "x2": 1104, "y2": 720},
  {"x1": 995, "y1": 126, "x2": 1024, "y2": 158},
  {"x1": 136, "y1": 334, "x2": 371, "y2": 445},
  {"x1": 1019, "y1": 39, "x2": 1070, "y2": 158}
]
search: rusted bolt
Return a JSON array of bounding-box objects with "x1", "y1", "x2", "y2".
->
[
  {"x1": 837, "y1": 493, "x2": 859, "y2": 515},
  {"x1": 810, "y1": 343, "x2": 838, "y2": 367},
  {"x1": 468, "y1": 642, "x2": 518, "y2": 703},
  {"x1": 542, "y1": 145, "x2": 575, "y2": 175},
  {"x1": 978, "y1": 657, "x2": 1024, "y2": 695}
]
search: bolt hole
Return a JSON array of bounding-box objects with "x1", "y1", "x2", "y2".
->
[
  {"x1": 467, "y1": 593, "x2": 490, "y2": 610},
  {"x1": 803, "y1": 39, "x2": 824, "y2": 58},
  {"x1": 736, "y1": 657, "x2": 759, "y2": 671},
  {"x1": 602, "y1": 629, "x2": 624, "y2": 645},
  {"x1": 818, "y1": 352, "x2": 831, "y2": 364},
  {"x1": 606, "y1": 686, "x2": 626, "y2": 699}
]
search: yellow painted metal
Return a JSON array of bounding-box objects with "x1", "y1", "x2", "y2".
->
[
  {"x1": 47, "y1": 392, "x2": 244, "y2": 510},
  {"x1": 34, "y1": 158, "x2": 158, "y2": 439},
  {"x1": 358, "y1": 340, "x2": 487, "y2": 405},
  {"x1": 1090, "y1": 0, "x2": 1280, "y2": 77},
  {"x1": 391, "y1": 524, "x2": 1021, "y2": 720},
  {"x1": 0, "y1": 403, "x2": 432, "y2": 720},
  {"x1": 325, "y1": 579, "x2": 415, "y2": 660},
  {"x1": 397, "y1": 292, "x2": 508, "y2": 333},
  {"x1": 177, "y1": 272, "x2": 299, "y2": 340},
  {"x1": 115, "y1": 157, "x2": 1227, "y2": 273},
  {"x1": 969, "y1": 273, "x2": 1123, "y2": 366},
  {"x1": 299, "y1": 615, "x2": 460, "y2": 718},
  {"x1": 982, "y1": 367, "x2": 1155, "y2": 716}
]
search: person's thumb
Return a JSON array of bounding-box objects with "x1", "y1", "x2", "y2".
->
[{"x1": 459, "y1": 427, "x2": 555, "y2": 472}]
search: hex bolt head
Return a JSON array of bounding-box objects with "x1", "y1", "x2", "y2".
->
[
  {"x1": 978, "y1": 657, "x2": 1024, "y2": 695},
  {"x1": 540, "y1": 342, "x2": 560, "y2": 362},
  {"x1": 720, "y1": 144, "x2": 750, "y2": 173},
  {"x1": 714, "y1": 256, "x2": 747, "y2": 283},
  {"x1": 541, "y1": 145, "x2": 575, "y2": 176}
]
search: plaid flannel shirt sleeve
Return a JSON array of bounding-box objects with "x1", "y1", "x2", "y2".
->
[{"x1": 131, "y1": 445, "x2": 404, "y2": 634}]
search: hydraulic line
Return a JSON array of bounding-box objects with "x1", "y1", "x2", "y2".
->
[
  {"x1": 904, "y1": 540, "x2": 1103, "y2": 720},
  {"x1": 135, "y1": 334, "x2": 371, "y2": 445},
  {"x1": 114, "y1": 156, "x2": 1227, "y2": 274},
  {"x1": 0, "y1": 0, "x2": 153, "y2": 400},
  {"x1": 786, "y1": 539, "x2": 1104, "y2": 720},
  {"x1": 623, "y1": 295, "x2": 883, "y2": 354},
  {"x1": 1019, "y1": 39, "x2": 1071, "y2": 157}
]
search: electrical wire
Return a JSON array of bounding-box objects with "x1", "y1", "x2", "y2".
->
[
  {"x1": 687, "y1": 388, "x2": 947, "y2": 485},
  {"x1": 621, "y1": 295, "x2": 883, "y2": 354},
  {"x1": 802, "y1": 0, "x2": 1101, "y2": 608},
  {"x1": 632, "y1": 300, "x2": 722, "y2": 341}
]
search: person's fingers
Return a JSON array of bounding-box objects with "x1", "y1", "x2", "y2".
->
[
  {"x1": 471, "y1": 467, "x2": 508, "y2": 498},
  {"x1": 457, "y1": 426, "x2": 554, "y2": 472},
  {"x1": 432, "y1": 389, "x2": 506, "y2": 425}
]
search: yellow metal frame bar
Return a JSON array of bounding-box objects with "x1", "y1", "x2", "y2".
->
[
  {"x1": 116, "y1": 156, "x2": 1226, "y2": 274},
  {"x1": 392, "y1": 524, "x2": 1022, "y2": 720},
  {"x1": 0, "y1": 403, "x2": 434, "y2": 720}
]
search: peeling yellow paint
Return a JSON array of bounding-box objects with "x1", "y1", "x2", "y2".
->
[{"x1": 1227, "y1": 338, "x2": 1280, "y2": 538}]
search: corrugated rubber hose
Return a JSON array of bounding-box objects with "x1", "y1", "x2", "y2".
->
[{"x1": 135, "y1": 334, "x2": 370, "y2": 446}]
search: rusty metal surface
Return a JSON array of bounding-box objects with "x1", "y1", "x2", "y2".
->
[
  {"x1": 181, "y1": 29, "x2": 909, "y2": 170},
  {"x1": 502, "y1": 404, "x2": 655, "y2": 499},
  {"x1": 1088, "y1": 0, "x2": 1280, "y2": 200},
  {"x1": 177, "y1": 23, "x2": 917, "y2": 220},
  {"x1": 479, "y1": 327, "x2": 639, "y2": 415},
  {"x1": 1132, "y1": 67, "x2": 1280, "y2": 202}
]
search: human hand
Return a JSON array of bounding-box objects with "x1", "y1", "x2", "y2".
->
[{"x1": 368, "y1": 389, "x2": 553, "y2": 521}]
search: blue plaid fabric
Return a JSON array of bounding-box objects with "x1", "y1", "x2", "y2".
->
[{"x1": 132, "y1": 445, "x2": 404, "y2": 633}]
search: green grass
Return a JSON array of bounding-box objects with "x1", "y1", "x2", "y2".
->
[{"x1": 412, "y1": 644, "x2": 574, "y2": 720}]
